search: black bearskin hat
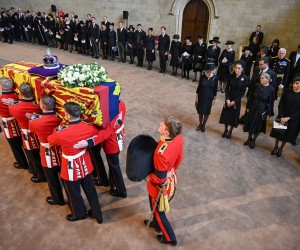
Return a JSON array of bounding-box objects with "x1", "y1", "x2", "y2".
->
[{"x1": 126, "y1": 135, "x2": 157, "y2": 182}]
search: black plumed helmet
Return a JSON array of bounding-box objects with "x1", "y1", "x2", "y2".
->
[{"x1": 126, "y1": 135, "x2": 157, "y2": 182}]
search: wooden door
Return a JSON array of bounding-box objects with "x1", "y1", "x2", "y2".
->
[{"x1": 181, "y1": 0, "x2": 209, "y2": 43}]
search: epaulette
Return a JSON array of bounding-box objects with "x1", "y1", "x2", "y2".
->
[
  {"x1": 158, "y1": 143, "x2": 168, "y2": 154},
  {"x1": 11, "y1": 100, "x2": 20, "y2": 105},
  {"x1": 285, "y1": 57, "x2": 290, "y2": 62},
  {"x1": 30, "y1": 114, "x2": 41, "y2": 120},
  {"x1": 56, "y1": 125, "x2": 68, "y2": 132},
  {"x1": 82, "y1": 120, "x2": 92, "y2": 125},
  {"x1": 271, "y1": 56, "x2": 278, "y2": 59}
]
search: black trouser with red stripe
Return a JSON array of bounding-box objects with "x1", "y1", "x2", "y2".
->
[
  {"x1": 62, "y1": 174, "x2": 102, "y2": 220},
  {"x1": 106, "y1": 152, "x2": 126, "y2": 193},
  {"x1": 149, "y1": 195, "x2": 176, "y2": 242},
  {"x1": 6, "y1": 136, "x2": 29, "y2": 169},
  {"x1": 24, "y1": 148, "x2": 45, "y2": 180},
  {"x1": 89, "y1": 144, "x2": 109, "y2": 185},
  {"x1": 43, "y1": 167, "x2": 65, "y2": 203}
]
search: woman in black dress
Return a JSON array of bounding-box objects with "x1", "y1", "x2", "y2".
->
[
  {"x1": 243, "y1": 73, "x2": 275, "y2": 148},
  {"x1": 64, "y1": 17, "x2": 73, "y2": 53},
  {"x1": 217, "y1": 40, "x2": 235, "y2": 93},
  {"x1": 108, "y1": 23, "x2": 117, "y2": 61},
  {"x1": 270, "y1": 77, "x2": 300, "y2": 157},
  {"x1": 145, "y1": 28, "x2": 156, "y2": 70},
  {"x1": 169, "y1": 34, "x2": 181, "y2": 76},
  {"x1": 127, "y1": 25, "x2": 135, "y2": 64},
  {"x1": 219, "y1": 60, "x2": 248, "y2": 138},
  {"x1": 240, "y1": 46, "x2": 253, "y2": 78},
  {"x1": 195, "y1": 60, "x2": 218, "y2": 132},
  {"x1": 181, "y1": 36, "x2": 193, "y2": 79}
]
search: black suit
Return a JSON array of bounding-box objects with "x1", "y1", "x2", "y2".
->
[
  {"x1": 158, "y1": 34, "x2": 170, "y2": 72},
  {"x1": 100, "y1": 28, "x2": 108, "y2": 59},
  {"x1": 134, "y1": 30, "x2": 146, "y2": 67},
  {"x1": 289, "y1": 51, "x2": 300, "y2": 81},
  {"x1": 117, "y1": 27, "x2": 127, "y2": 62},
  {"x1": 89, "y1": 23, "x2": 100, "y2": 58},
  {"x1": 249, "y1": 31, "x2": 264, "y2": 45}
]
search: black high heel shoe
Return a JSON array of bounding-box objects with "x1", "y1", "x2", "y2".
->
[
  {"x1": 222, "y1": 130, "x2": 228, "y2": 138},
  {"x1": 226, "y1": 130, "x2": 232, "y2": 139},
  {"x1": 271, "y1": 146, "x2": 278, "y2": 155},
  {"x1": 276, "y1": 147, "x2": 283, "y2": 157}
]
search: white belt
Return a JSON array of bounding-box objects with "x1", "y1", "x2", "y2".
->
[
  {"x1": 21, "y1": 128, "x2": 31, "y2": 149},
  {"x1": 41, "y1": 142, "x2": 52, "y2": 168},
  {"x1": 167, "y1": 168, "x2": 175, "y2": 179},
  {"x1": 62, "y1": 149, "x2": 86, "y2": 181},
  {"x1": 116, "y1": 123, "x2": 125, "y2": 152},
  {"x1": 1, "y1": 117, "x2": 15, "y2": 138},
  {"x1": 1, "y1": 117, "x2": 15, "y2": 122}
]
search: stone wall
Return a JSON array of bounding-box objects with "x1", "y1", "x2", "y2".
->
[{"x1": 1, "y1": 0, "x2": 300, "y2": 57}]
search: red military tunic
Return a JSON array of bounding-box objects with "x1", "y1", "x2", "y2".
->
[
  {"x1": 0, "y1": 91, "x2": 21, "y2": 138},
  {"x1": 47, "y1": 120, "x2": 113, "y2": 181},
  {"x1": 8, "y1": 99, "x2": 42, "y2": 150},
  {"x1": 147, "y1": 134, "x2": 184, "y2": 199},
  {"x1": 101, "y1": 100, "x2": 126, "y2": 154},
  {"x1": 29, "y1": 112, "x2": 62, "y2": 168}
]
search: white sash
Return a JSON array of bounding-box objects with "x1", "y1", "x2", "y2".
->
[{"x1": 62, "y1": 149, "x2": 86, "y2": 181}]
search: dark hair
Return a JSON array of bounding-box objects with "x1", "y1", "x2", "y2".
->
[
  {"x1": 235, "y1": 60, "x2": 245, "y2": 69},
  {"x1": 259, "y1": 57, "x2": 269, "y2": 64},
  {"x1": 40, "y1": 94, "x2": 56, "y2": 110},
  {"x1": 161, "y1": 26, "x2": 166, "y2": 30},
  {"x1": 148, "y1": 28, "x2": 153, "y2": 32},
  {"x1": 257, "y1": 25, "x2": 261, "y2": 28},
  {"x1": 272, "y1": 39, "x2": 280, "y2": 46},
  {"x1": 164, "y1": 116, "x2": 183, "y2": 138},
  {"x1": 137, "y1": 24, "x2": 141, "y2": 27},
  {"x1": 64, "y1": 102, "x2": 82, "y2": 118},
  {"x1": 19, "y1": 82, "x2": 33, "y2": 98}
]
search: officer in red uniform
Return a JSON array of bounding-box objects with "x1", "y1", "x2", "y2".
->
[
  {"x1": 8, "y1": 82, "x2": 45, "y2": 183},
  {"x1": 47, "y1": 102, "x2": 120, "y2": 223},
  {"x1": 78, "y1": 100, "x2": 127, "y2": 198},
  {"x1": 29, "y1": 94, "x2": 65, "y2": 206},
  {"x1": 0, "y1": 77, "x2": 28, "y2": 169},
  {"x1": 144, "y1": 116, "x2": 183, "y2": 246}
]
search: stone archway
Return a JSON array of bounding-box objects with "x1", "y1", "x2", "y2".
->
[{"x1": 169, "y1": 0, "x2": 219, "y2": 42}]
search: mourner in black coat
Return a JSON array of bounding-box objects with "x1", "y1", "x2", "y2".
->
[
  {"x1": 288, "y1": 45, "x2": 300, "y2": 82},
  {"x1": 117, "y1": 22, "x2": 127, "y2": 62},
  {"x1": 145, "y1": 28, "x2": 156, "y2": 70},
  {"x1": 206, "y1": 37, "x2": 221, "y2": 67},
  {"x1": 169, "y1": 34, "x2": 181, "y2": 76},
  {"x1": 195, "y1": 60, "x2": 218, "y2": 132},
  {"x1": 219, "y1": 61, "x2": 248, "y2": 138},
  {"x1": 192, "y1": 35, "x2": 207, "y2": 82},
  {"x1": 89, "y1": 17, "x2": 100, "y2": 59},
  {"x1": 243, "y1": 72, "x2": 275, "y2": 149},
  {"x1": 217, "y1": 40, "x2": 235, "y2": 93},
  {"x1": 157, "y1": 26, "x2": 170, "y2": 73},
  {"x1": 240, "y1": 46, "x2": 253, "y2": 77},
  {"x1": 270, "y1": 77, "x2": 300, "y2": 157},
  {"x1": 126, "y1": 25, "x2": 136, "y2": 64},
  {"x1": 100, "y1": 23, "x2": 108, "y2": 59},
  {"x1": 108, "y1": 23, "x2": 117, "y2": 61},
  {"x1": 249, "y1": 25, "x2": 264, "y2": 45},
  {"x1": 181, "y1": 36, "x2": 193, "y2": 79},
  {"x1": 134, "y1": 24, "x2": 146, "y2": 67}
]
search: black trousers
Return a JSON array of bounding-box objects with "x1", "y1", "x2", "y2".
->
[
  {"x1": 106, "y1": 152, "x2": 126, "y2": 193},
  {"x1": 90, "y1": 37, "x2": 99, "y2": 57},
  {"x1": 118, "y1": 42, "x2": 126, "y2": 61},
  {"x1": 136, "y1": 47, "x2": 144, "y2": 66},
  {"x1": 6, "y1": 136, "x2": 29, "y2": 169},
  {"x1": 159, "y1": 51, "x2": 168, "y2": 71},
  {"x1": 43, "y1": 167, "x2": 65, "y2": 203},
  {"x1": 149, "y1": 195, "x2": 176, "y2": 242},
  {"x1": 62, "y1": 174, "x2": 102, "y2": 220},
  {"x1": 24, "y1": 149, "x2": 45, "y2": 180},
  {"x1": 89, "y1": 144, "x2": 109, "y2": 185}
]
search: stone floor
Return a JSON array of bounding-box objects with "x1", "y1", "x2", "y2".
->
[{"x1": 0, "y1": 42, "x2": 300, "y2": 250}]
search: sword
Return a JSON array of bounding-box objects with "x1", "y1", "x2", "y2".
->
[{"x1": 147, "y1": 188, "x2": 162, "y2": 228}]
